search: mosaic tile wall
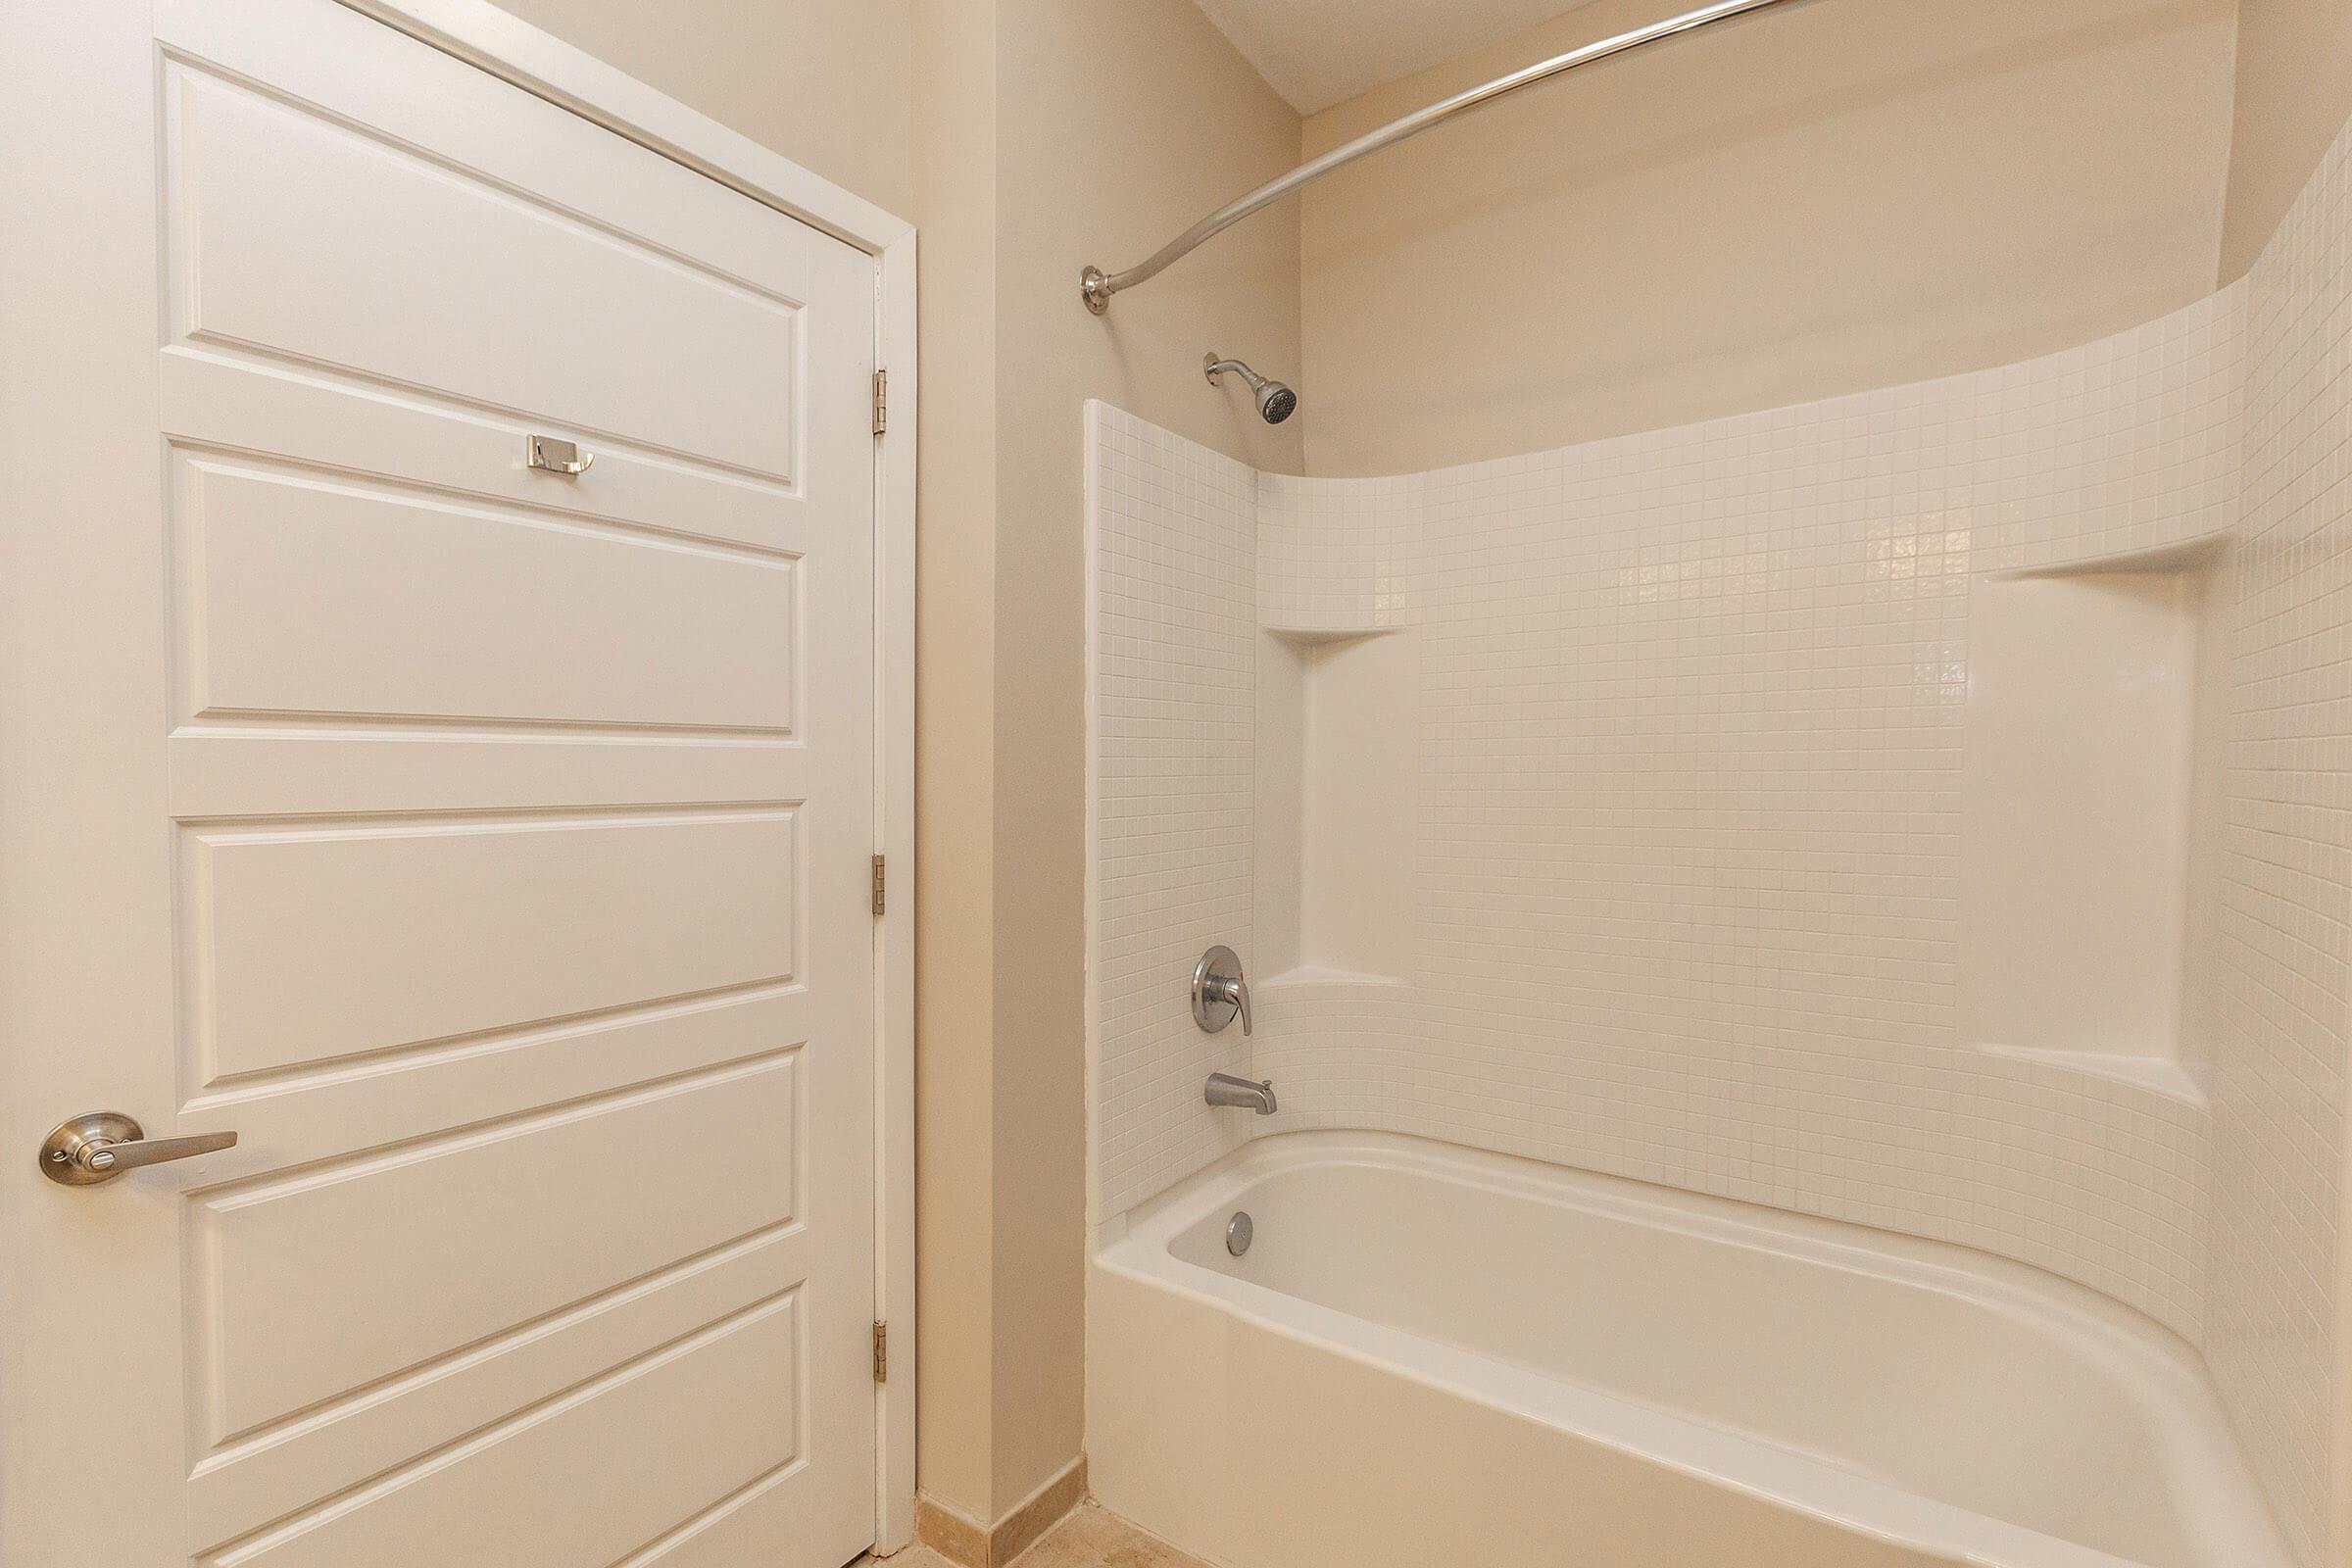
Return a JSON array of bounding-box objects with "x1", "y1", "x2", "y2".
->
[
  {"x1": 2204, "y1": 121, "x2": 2352, "y2": 1568},
  {"x1": 1254, "y1": 284, "x2": 2244, "y2": 1340},
  {"x1": 1090, "y1": 114, "x2": 2352, "y2": 1564},
  {"x1": 1256, "y1": 472, "x2": 1415, "y2": 634},
  {"x1": 1090, "y1": 408, "x2": 1260, "y2": 1215}
]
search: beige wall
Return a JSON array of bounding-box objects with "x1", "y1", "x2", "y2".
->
[
  {"x1": 907, "y1": 0, "x2": 1001, "y2": 1523},
  {"x1": 907, "y1": 0, "x2": 1305, "y2": 1521},
  {"x1": 492, "y1": 0, "x2": 914, "y2": 215},
  {"x1": 989, "y1": 0, "x2": 1302, "y2": 1511},
  {"x1": 2221, "y1": 0, "x2": 2352, "y2": 280},
  {"x1": 1297, "y1": 0, "x2": 2239, "y2": 476}
]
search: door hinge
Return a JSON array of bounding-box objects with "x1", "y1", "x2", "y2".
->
[
  {"x1": 872, "y1": 1321, "x2": 889, "y2": 1383},
  {"x1": 872, "y1": 369, "x2": 888, "y2": 435},
  {"x1": 871, "y1": 853, "x2": 886, "y2": 916}
]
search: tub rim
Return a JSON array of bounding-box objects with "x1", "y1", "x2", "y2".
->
[{"x1": 1097, "y1": 1129, "x2": 2290, "y2": 1568}]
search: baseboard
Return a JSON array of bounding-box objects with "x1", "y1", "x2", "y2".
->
[
  {"x1": 915, "y1": 1454, "x2": 1088, "y2": 1567},
  {"x1": 991, "y1": 1454, "x2": 1089, "y2": 1564},
  {"x1": 913, "y1": 1494, "x2": 989, "y2": 1567}
]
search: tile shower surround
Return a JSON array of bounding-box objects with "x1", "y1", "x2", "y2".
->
[{"x1": 1091, "y1": 120, "x2": 2352, "y2": 1566}]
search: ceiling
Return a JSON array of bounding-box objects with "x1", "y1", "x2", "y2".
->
[{"x1": 1192, "y1": 0, "x2": 1605, "y2": 115}]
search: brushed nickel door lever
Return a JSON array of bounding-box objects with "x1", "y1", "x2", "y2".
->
[{"x1": 39, "y1": 1112, "x2": 238, "y2": 1187}]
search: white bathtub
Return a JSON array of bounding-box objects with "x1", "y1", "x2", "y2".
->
[{"x1": 1088, "y1": 1133, "x2": 2290, "y2": 1568}]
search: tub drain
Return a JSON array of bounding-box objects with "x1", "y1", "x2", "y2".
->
[{"x1": 1225, "y1": 1210, "x2": 1253, "y2": 1256}]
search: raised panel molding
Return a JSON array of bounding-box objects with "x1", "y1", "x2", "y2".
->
[
  {"x1": 171, "y1": 453, "x2": 800, "y2": 734},
  {"x1": 187, "y1": 1053, "x2": 801, "y2": 1447},
  {"x1": 177, "y1": 807, "x2": 801, "y2": 1086},
  {"x1": 196, "y1": 1294, "x2": 802, "y2": 1567},
  {"x1": 162, "y1": 61, "x2": 802, "y2": 482}
]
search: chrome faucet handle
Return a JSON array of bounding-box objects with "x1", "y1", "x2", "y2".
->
[
  {"x1": 1212, "y1": 974, "x2": 1251, "y2": 1037},
  {"x1": 1193, "y1": 945, "x2": 1251, "y2": 1036}
]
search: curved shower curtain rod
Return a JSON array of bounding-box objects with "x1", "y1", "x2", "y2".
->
[{"x1": 1080, "y1": 0, "x2": 1823, "y2": 315}]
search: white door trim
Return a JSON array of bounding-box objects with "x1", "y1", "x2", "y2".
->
[{"x1": 324, "y1": 2, "x2": 920, "y2": 1549}]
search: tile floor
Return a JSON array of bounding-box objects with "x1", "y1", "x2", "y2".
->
[{"x1": 879, "y1": 1502, "x2": 1210, "y2": 1568}]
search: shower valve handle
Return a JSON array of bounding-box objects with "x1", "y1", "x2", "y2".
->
[
  {"x1": 1205, "y1": 973, "x2": 1251, "y2": 1037},
  {"x1": 1193, "y1": 946, "x2": 1251, "y2": 1037}
]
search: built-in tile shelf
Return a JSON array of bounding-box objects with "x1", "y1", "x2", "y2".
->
[
  {"x1": 1990, "y1": 533, "x2": 2233, "y2": 582},
  {"x1": 1255, "y1": 965, "x2": 1411, "y2": 991},
  {"x1": 1976, "y1": 1043, "x2": 2207, "y2": 1109},
  {"x1": 1263, "y1": 626, "x2": 1403, "y2": 647}
]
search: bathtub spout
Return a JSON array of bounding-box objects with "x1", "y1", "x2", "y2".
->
[{"x1": 1205, "y1": 1072, "x2": 1278, "y2": 1115}]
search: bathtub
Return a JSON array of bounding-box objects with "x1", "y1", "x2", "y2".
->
[{"x1": 1087, "y1": 1132, "x2": 2290, "y2": 1568}]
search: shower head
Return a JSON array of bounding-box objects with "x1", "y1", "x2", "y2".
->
[{"x1": 1204, "y1": 353, "x2": 1298, "y2": 424}]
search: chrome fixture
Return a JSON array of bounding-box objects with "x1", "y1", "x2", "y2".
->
[
  {"x1": 1079, "y1": 0, "x2": 1822, "y2": 315},
  {"x1": 1226, "y1": 1210, "x2": 1255, "y2": 1256},
  {"x1": 39, "y1": 1111, "x2": 238, "y2": 1188},
  {"x1": 526, "y1": 433, "x2": 594, "y2": 475},
  {"x1": 1206, "y1": 1072, "x2": 1278, "y2": 1115},
  {"x1": 1204, "y1": 353, "x2": 1298, "y2": 424},
  {"x1": 1193, "y1": 944, "x2": 1252, "y2": 1036}
]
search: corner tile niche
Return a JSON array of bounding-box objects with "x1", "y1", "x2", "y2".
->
[{"x1": 1959, "y1": 535, "x2": 2231, "y2": 1106}]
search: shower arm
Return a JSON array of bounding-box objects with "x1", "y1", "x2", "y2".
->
[{"x1": 1080, "y1": 0, "x2": 1822, "y2": 316}]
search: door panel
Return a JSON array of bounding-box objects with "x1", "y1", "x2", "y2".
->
[
  {"x1": 183, "y1": 808, "x2": 799, "y2": 1079},
  {"x1": 175, "y1": 456, "x2": 802, "y2": 732},
  {"x1": 181, "y1": 1228, "x2": 806, "y2": 1547},
  {"x1": 165, "y1": 56, "x2": 801, "y2": 481},
  {"x1": 158, "y1": 352, "x2": 808, "y2": 557},
  {"x1": 190, "y1": 1053, "x2": 800, "y2": 1445},
  {"x1": 0, "y1": 0, "x2": 879, "y2": 1562},
  {"x1": 199, "y1": 1297, "x2": 801, "y2": 1568}
]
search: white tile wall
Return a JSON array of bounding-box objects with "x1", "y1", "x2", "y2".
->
[
  {"x1": 1090, "y1": 406, "x2": 1260, "y2": 1217},
  {"x1": 1246, "y1": 289, "x2": 2242, "y2": 1351},
  {"x1": 1257, "y1": 472, "x2": 1416, "y2": 634},
  {"x1": 1089, "y1": 112, "x2": 2352, "y2": 1564},
  {"x1": 2205, "y1": 119, "x2": 2352, "y2": 1568}
]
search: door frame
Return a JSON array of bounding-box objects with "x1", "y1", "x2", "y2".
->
[{"x1": 326, "y1": 0, "x2": 920, "y2": 1550}]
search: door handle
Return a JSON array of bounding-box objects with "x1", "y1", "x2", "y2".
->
[{"x1": 39, "y1": 1112, "x2": 238, "y2": 1187}]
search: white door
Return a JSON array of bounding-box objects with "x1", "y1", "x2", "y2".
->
[{"x1": 0, "y1": 2, "x2": 880, "y2": 1564}]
